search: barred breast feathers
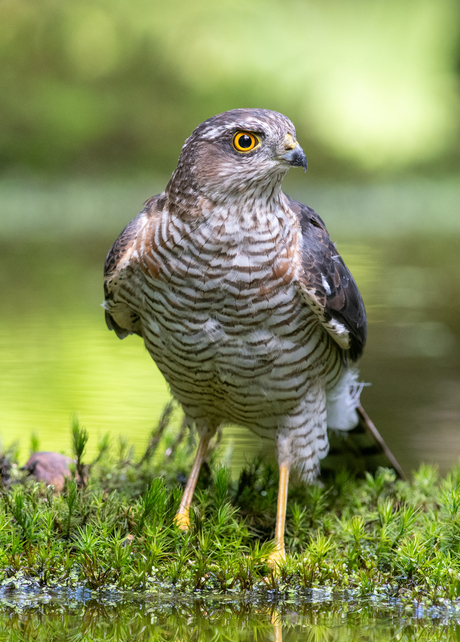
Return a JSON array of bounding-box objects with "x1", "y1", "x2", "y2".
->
[{"x1": 103, "y1": 189, "x2": 366, "y2": 365}]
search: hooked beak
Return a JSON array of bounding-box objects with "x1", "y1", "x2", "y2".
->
[{"x1": 280, "y1": 135, "x2": 307, "y2": 172}]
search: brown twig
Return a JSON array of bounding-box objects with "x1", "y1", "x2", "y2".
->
[{"x1": 137, "y1": 399, "x2": 175, "y2": 467}]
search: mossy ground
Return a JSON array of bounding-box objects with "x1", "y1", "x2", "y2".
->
[{"x1": 1, "y1": 405, "x2": 460, "y2": 610}]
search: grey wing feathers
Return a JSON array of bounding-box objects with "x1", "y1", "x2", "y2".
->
[{"x1": 288, "y1": 196, "x2": 367, "y2": 361}]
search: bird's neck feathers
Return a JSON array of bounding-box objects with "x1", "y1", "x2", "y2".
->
[{"x1": 165, "y1": 158, "x2": 289, "y2": 221}]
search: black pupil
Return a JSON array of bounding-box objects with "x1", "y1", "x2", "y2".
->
[{"x1": 238, "y1": 134, "x2": 253, "y2": 149}]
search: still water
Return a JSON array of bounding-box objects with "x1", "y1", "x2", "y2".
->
[
  {"x1": 1, "y1": 177, "x2": 459, "y2": 474},
  {"x1": 1, "y1": 592, "x2": 460, "y2": 641}
]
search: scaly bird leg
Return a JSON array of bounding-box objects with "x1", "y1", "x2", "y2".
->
[
  {"x1": 268, "y1": 462, "x2": 290, "y2": 567},
  {"x1": 174, "y1": 432, "x2": 212, "y2": 531}
]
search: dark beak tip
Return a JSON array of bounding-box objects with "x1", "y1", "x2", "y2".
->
[
  {"x1": 282, "y1": 147, "x2": 307, "y2": 172},
  {"x1": 298, "y1": 149, "x2": 308, "y2": 172},
  {"x1": 294, "y1": 152, "x2": 308, "y2": 172}
]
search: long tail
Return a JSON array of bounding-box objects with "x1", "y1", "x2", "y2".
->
[{"x1": 322, "y1": 405, "x2": 405, "y2": 480}]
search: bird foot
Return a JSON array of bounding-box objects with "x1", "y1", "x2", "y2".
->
[
  {"x1": 174, "y1": 510, "x2": 190, "y2": 531},
  {"x1": 268, "y1": 545, "x2": 286, "y2": 569}
]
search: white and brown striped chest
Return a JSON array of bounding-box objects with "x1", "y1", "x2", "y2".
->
[{"x1": 133, "y1": 204, "x2": 337, "y2": 424}]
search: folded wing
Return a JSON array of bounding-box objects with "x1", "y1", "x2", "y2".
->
[
  {"x1": 288, "y1": 196, "x2": 367, "y2": 362},
  {"x1": 288, "y1": 196, "x2": 403, "y2": 477},
  {"x1": 103, "y1": 195, "x2": 161, "y2": 339}
]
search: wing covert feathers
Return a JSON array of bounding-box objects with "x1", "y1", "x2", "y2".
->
[{"x1": 288, "y1": 196, "x2": 367, "y2": 362}]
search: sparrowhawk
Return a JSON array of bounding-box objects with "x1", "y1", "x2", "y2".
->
[{"x1": 103, "y1": 108, "x2": 400, "y2": 562}]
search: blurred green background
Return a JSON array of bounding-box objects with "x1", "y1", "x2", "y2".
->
[
  {"x1": 1, "y1": 0, "x2": 460, "y2": 473},
  {"x1": 1, "y1": 0, "x2": 459, "y2": 178}
]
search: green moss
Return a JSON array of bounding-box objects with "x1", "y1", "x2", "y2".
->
[{"x1": 1, "y1": 411, "x2": 460, "y2": 609}]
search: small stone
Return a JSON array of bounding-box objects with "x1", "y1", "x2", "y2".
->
[{"x1": 23, "y1": 451, "x2": 75, "y2": 492}]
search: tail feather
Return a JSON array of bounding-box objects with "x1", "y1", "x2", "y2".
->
[{"x1": 321, "y1": 405, "x2": 405, "y2": 480}]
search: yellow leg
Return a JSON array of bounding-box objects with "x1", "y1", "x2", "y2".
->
[
  {"x1": 268, "y1": 462, "x2": 290, "y2": 567},
  {"x1": 174, "y1": 432, "x2": 212, "y2": 531},
  {"x1": 271, "y1": 611, "x2": 283, "y2": 642}
]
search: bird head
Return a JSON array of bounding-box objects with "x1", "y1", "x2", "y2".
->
[{"x1": 166, "y1": 108, "x2": 307, "y2": 210}]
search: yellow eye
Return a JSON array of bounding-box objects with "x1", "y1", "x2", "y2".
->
[{"x1": 233, "y1": 131, "x2": 260, "y2": 153}]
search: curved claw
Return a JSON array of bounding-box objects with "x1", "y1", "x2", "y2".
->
[
  {"x1": 174, "y1": 510, "x2": 190, "y2": 531},
  {"x1": 268, "y1": 545, "x2": 286, "y2": 569}
]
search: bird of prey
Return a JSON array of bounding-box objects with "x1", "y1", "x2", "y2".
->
[{"x1": 103, "y1": 108, "x2": 400, "y2": 564}]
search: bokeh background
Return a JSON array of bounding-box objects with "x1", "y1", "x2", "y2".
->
[{"x1": 1, "y1": 0, "x2": 459, "y2": 473}]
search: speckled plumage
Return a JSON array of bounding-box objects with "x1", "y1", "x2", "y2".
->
[{"x1": 103, "y1": 108, "x2": 368, "y2": 481}]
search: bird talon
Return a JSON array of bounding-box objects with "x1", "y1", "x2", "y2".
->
[
  {"x1": 174, "y1": 510, "x2": 190, "y2": 531},
  {"x1": 268, "y1": 545, "x2": 286, "y2": 569}
]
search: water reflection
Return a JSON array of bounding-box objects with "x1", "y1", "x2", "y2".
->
[
  {"x1": 1, "y1": 180, "x2": 459, "y2": 474},
  {"x1": 1, "y1": 594, "x2": 459, "y2": 641}
]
